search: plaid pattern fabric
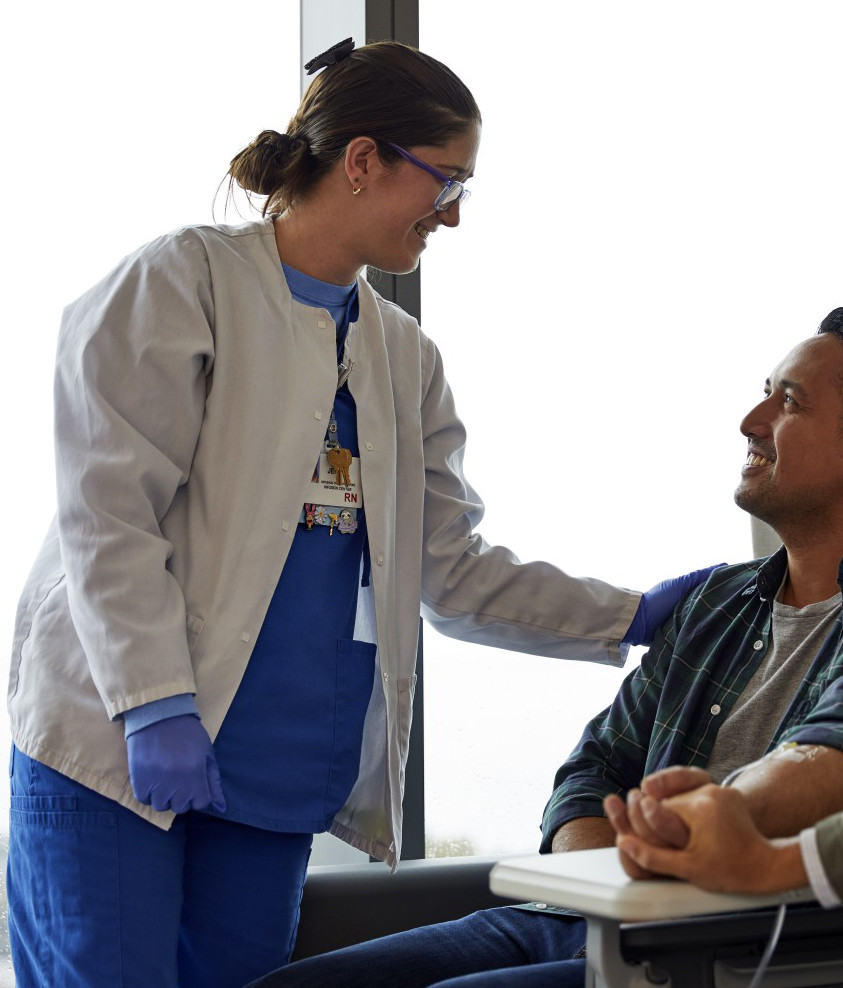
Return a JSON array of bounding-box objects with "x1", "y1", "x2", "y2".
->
[{"x1": 540, "y1": 547, "x2": 843, "y2": 851}]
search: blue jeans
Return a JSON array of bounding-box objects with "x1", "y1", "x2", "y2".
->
[
  {"x1": 246, "y1": 906, "x2": 588, "y2": 987},
  {"x1": 7, "y1": 746, "x2": 312, "y2": 988}
]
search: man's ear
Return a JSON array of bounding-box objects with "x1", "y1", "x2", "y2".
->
[{"x1": 344, "y1": 137, "x2": 386, "y2": 188}]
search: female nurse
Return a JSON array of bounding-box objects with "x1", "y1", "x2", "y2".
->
[{"x1": 7, "y1": 37, "x2": 711, "y2": 988}]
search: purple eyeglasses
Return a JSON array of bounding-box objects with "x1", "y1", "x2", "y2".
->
[{"x1": 385, "y1": 142, "x2": 471, "y2": 212}]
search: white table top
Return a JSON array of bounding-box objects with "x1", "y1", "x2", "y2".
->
[{"x1": 490, "y1": 847, "x2": 815, "y2": 922}]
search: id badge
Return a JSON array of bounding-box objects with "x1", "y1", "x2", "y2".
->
[
  {"x1": 311, "y1": 450, "x2": 364, "y2": 509},
  {"x1": 299, "y1": 447, "x2": 364, "y2": 534}
]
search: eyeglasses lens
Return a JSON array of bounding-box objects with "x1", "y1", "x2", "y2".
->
[{"x1": 435, "y1": 183, "x2": 469, "y2": 212}]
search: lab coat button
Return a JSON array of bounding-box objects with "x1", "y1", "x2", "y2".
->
[
  {"x1": 281, "y1": 520, "x2": 290, "y2": 532},
  {"x1": 315, "y1": 411, "x2": 323, "y2": 421},
  {"x1": 710, "y1": 704, "x2": 721, "y2": 716},
  {"x1": 753, "y1": 640, "x2": 764, "y2": 650},
  {"x1": 366, "y1": 442, "x2": 374, "y2": 451},
  {"x1": 376, "y1": 553, "x2": 385, "y2": 566},
  {"x1": 383, "y1": 672, "x2": 389, "y2": 682},
  {"x1": 241, "y1": 632, "x2": 251, "y2": 644},
  {"x1": 317, "y1": 319, "x2": 327, "y2": 329}
]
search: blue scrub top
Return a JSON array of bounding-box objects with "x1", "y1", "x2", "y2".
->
[{"x1": 210, "y1": 266, "x2": 376, "y2": 833}]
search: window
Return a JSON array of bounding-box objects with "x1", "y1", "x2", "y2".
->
[
  {"x1": 3, "y1": 0, "x2": 842, "y2": 917},
  {"x1": 418, "y1": 0, "x2": 843, "y2": 857}
]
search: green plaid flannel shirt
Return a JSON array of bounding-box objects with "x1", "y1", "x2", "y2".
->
[{"x1": 540, "y1": 547, "x2": 843, "y2": 851}]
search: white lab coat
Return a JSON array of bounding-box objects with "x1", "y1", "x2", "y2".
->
[{"x1": 9, "y1": 217, "x2": 638, "y2": 866}]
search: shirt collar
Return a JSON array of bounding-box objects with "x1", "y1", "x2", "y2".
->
[{"x1": 753, "y1": 545, "x2": 843, "y2": 600}]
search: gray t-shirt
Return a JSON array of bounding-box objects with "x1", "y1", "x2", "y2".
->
[{"x1": 706, "y1": 589, "x2": 841, "y2": 783}]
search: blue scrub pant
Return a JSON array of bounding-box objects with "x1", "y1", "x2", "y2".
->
[
  {"x1": 7, "y1": 746, "x2": 312, "y2": 988},
  {"x1": 245, "y1": 906, "x2": 588, "y2": 987}
]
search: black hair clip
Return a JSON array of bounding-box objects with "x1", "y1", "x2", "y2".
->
[{"x1": 304, "y1": 37, "x2": 355, "y2": 75}]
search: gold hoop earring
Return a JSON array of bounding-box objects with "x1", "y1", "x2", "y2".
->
[{"x1": 352, "y1": 186, "x2": 363, "y2": 196}]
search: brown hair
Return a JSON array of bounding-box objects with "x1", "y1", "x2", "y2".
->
[{"x1": 227, "y1": 41, "x2": 481, "y2": 215}]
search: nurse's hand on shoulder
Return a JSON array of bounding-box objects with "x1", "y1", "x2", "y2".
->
[
  {"x1": 622, "y1": 564, "x2": 724, "y2": 646},
  {"x1": 127, "y1": 713, "x2": 227, "y2": 814}
]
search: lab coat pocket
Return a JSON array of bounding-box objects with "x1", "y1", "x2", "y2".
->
[
  {"x1": 323, "y1": 639, "x2": 378, "y2": 818},
  {"x1": 9, "y1": 575, "x2": 68, "y2": 701}
]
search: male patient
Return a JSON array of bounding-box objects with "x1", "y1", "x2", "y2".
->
[{"x1": 247, "y1": 308, "x2": 843, "y2": 988}]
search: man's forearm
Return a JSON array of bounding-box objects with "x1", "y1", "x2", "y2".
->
[
  {"x1": 550, "y1": 815, "x2": 616, "y2": 853},
  {"x1": 733, "y1": 745, "x2": 843, "y2": 837}
]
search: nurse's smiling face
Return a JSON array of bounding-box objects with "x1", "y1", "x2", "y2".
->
[{"x1": 351, "y1": 123, "x2": 481, "y2": 276}]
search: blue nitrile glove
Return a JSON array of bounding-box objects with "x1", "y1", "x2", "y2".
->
[
  {"x1": 623, "y1": 564, "x2": 724, "y2": 646},
  {"x1": 126, "y1": 713, "x2": 227, "y2": 814}
]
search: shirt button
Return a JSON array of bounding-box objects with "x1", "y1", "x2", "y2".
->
[
  {"x1": 534, "y1": 902, "x2": 548, "y2": 910},
  {"x1": 711, "y1": 704, "x2": 721, "y2": 715},
  {"x1": 753, "y1": 640, "x2": 764, "y2": 650}
]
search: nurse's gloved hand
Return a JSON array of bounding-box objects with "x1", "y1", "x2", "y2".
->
[
  {"x1": 623, "y1": 564, "x2": 724, "y2": 646},
  {"x1": 126, "y1": 713, "x2": 227, "y2": 814}
]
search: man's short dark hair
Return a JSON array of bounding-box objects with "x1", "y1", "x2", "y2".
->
[
  {"x1": 818, "y1": 307, "x2": 843, "y2": 340},
  {"x1": 817, "y1": 308, "x2": 843, "y2": 424}
]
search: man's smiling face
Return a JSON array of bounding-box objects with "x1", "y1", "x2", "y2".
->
[{"x1": 735, "y1": 333, "x2": 843, "y2": 537}]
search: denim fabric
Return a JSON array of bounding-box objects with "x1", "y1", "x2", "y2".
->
[
  {"x1": 433, "y1": 959, "x2": 587, "y2": 987},
  {"x1": 8, "y1": 746, "x2": 312, "y2": 987},
  {"x1": 246, "y1": 906, "x2": 587, "y2": 987}
]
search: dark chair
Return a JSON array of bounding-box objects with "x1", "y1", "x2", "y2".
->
[{"x1": 293, "y1": 856, "x2": 510, "y2": 960}]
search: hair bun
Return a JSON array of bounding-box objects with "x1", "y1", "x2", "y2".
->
[
  {"x1": 274, "y1": 132, "x2": 306, "y2": 154},
  {"x1": 229, "y1": 130, "x2": 306, "y2": 197}
]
